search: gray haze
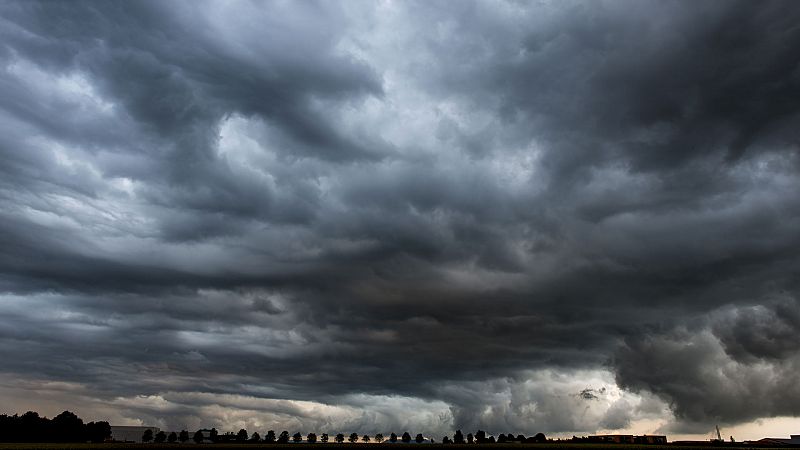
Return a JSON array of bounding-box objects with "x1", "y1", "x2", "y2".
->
[{"x1": 1, "y1": 0, "x2": 799, "y2": 438}]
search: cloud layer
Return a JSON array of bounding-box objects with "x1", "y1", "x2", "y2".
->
[{"x1": 1, "y1": 0, "x2": 799, "y2": 438}]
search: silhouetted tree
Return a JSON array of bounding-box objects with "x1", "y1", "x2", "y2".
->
[
  {"x1": 210, "y1": 428, "x2": 219, "y2": 443},
  {"x1": 142, "y1": 429, "x2": 154, "y2": 443},
  {"x1": 475, "y1": 430, "x2": 486, "y2": 444},
  {"x1": 321, "y1": 433, "x2": 329, "y2": 443},
  {"x1": 415, "y1": 434, "x2": 424, "y2": 443},
  {"x1": 10, "y1": 411, "x2": 34, "y2": 442},
  {"x1": 167, "y1": 432, "x2": 178, "y2": 443},
  {"x1": 497, "y1": 434, "x2": 507, "y2": 444},
  {"x1": 533, "y1": 433, "x2": 546, "y2": 443},
  {"x1": 517, "y1": 434, "x2": 526, "y2": 442},
  {"x1": 307, "y1": 433, "x2": 317, "y2": 443},
  {"x1": 251, "y1": 432, "x2": 261, "y2": 443},
  {"x1": 375, "y1": 433, "x2": 384, "y2": 443},
  {"x1": 389, "y1": 433, "x2": 398, "y2": 443},
  {"x1": 467, "y1": 433, "x2": 474, "y2": 444},
  {"x1": 266, "y1": 430, "x2": 276, "y2": 443},
  {"x1": 179, "y1": 430, "x2": 190, "y2": 443},
  {"x1": 454, "y1": 430, "x2": 464, "y2": 444},
  {"x1": 442, "y1": 436, "x2": 452, "y2": 444},
  {"x1": 349, "y1": 432, "x2": 359, "y2": 443},
  {"x1": 155, "y1": 430, "x2": 167, "y2": 443},
  {"x1": 278, "y1": 431, "x2": 289, "y2": 443},
  {"x1": 293, "y1": 432, "x2": 303, "y2": 443},
  {"x1": 2, "y1": 412, "x2": 31, "y2": 442},
  {"x1": 52, "y1": 411, "x2": 84, "y2": 442},
  {"x1": 488, "y1": 436, "x2": 495, "y2": 444},
  {"x1": 401, "y1": 432, "x2": 411, "y2": 443},
  {"x1": 238, "y1": 429, "x2": 249, "y2": 442},
  {"x1": 335, "y1": 433, "x2": 345, "y2": 443},
  {"x1": 193, "y1": 430, "x2": 204, "y2": 443},
  {"x1": 85, "y1": 421, "x2": 111, "y2": 443},
  {"x1": 362, "y1": 434, "x2": 371, "y2": 443}
]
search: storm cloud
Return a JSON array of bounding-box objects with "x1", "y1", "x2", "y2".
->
[{"x1": 1, "y1": 0, "x2": 799, "y2": 438}]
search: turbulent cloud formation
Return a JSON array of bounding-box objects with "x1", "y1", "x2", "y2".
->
[{"x1": 1, "y1": 0, "x2": 799, "y2": 438}]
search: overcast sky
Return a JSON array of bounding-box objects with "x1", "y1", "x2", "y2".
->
[{"x1": 1, "y1": 0, "x2": 800, "y2": 441}]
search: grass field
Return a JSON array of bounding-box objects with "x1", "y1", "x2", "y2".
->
[{"x1": 0, "y1": 444, "x2": 783, "y2": 450}]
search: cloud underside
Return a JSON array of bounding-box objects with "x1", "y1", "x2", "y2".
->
[{"x1": 1, "y1": 0, "x2": 800, "y2": 435}]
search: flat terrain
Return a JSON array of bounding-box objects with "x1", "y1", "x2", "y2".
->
[{"x1": 0, "y1": 444, "x2": 784, "y2": 450}]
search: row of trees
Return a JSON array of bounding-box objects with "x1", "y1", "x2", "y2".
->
[
  {"x1": 0, "y1": 411, "x2": 110, "y2": 443},
  {"x1": 0, "y1": 410, "x2": 548, "y2": 444},
  {"x1": 147, "y1": 428, "x2": 548, "y2": 445}
]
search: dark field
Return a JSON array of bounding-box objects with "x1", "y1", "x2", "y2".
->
[{"x1": 0, "y1": 444, "x2": 783, "y2": 450}]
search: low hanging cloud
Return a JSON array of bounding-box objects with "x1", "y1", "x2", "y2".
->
[
  {"x1": 615, "y1": 300, "x2": 800, "y2": 432},
  {"x1": 1, "y1": 0, "x2": 800, "y2": 437}
]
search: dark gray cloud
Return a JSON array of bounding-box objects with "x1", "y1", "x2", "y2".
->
[
  {"x1": 1, "y1": 0, "x2": 800, "y2": 437},
  {"x1": 615, "y1": 299, "x2": 800, "y2": 431}
]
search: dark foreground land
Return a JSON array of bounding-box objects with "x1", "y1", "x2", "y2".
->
[{"x1": 0, "y1": 444, "x2": 791, "y2": 450}]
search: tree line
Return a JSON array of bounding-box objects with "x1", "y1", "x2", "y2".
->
[
  {"x1": 0, "y1": 410, "x2": 551, "y2": 444},
  {"x1": 149, "y1": 429, "x2": 548, "y2": 445},
  {"x1": 0, "y1": 411, "x2": 110, "y2": 443}
]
